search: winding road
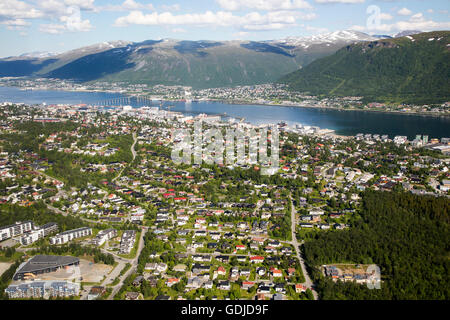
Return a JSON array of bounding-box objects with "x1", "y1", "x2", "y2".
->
[{"x1": 107, "y1": 227, "x2": 147, "y2": 300}]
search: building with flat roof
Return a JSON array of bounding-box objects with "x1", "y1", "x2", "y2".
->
[
  {"x1": 20, "y1": 222, "x2": 58, "y2": 246},
  {"x1": 92, "y1": 228, "x2": 117, "y2": 246},
  {"x1": 119, "y1": 230, "x2": 136, "y2": 254},
  {"x1": 5, "y1": 280, "x2": 80, "y2": 299},
  {"x1": 49, "y1": 227, "x2": 92, "y2": 245},
  {"x1": 13, "y1": 255, "x2": 80, "y2": 280},
  {"x1": 0, "y1": 221, "x2": 33, "y2": 241},
  {"x1": 41, "y1": 223, "x2": 59, "y2": 236},
  {"x1": 20, "y1": 229, "x2": 44, "y2": 246}
]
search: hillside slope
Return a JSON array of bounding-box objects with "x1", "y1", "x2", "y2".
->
[
  {"x1": 0, "y1": 31, "x2": 378, "y2": 89},
  {"x1": 43, "y1": 39, "x2": 345, "y2": 89},
  {"x1": 280, "y1": 31, "x2": 450, "y2": 104}
]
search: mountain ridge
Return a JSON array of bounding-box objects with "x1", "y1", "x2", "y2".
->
[
  {"x1": 279, "y1": 31, "x2": 450, "y2": 104},
  {"x1": 0, "y1": 30, "x2": 380, "y2": 89}
]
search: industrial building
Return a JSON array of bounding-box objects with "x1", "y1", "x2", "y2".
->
[{"x1": 13, "y1": 255, "x2": 80, "y2": 280}]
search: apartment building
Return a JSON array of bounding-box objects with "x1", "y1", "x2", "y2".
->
[
  {"x1": 49, "y1": 227, "x2": 92, "y2": 245},
  {"x1": 20, "y1": 223, "x2": 58, "y2": 246},
  {"x1": 92, "y1": 228, "x2": 117, "y2": 246},
  {"x1": 5, "y1": 281, "x2": 80, "y2": 299},
  {"x1": 119, "y1": 230, "x2": 136, "y2": 254},
  {"x1": 0, "y1": 221, "x2": 33, "y2": 241}
]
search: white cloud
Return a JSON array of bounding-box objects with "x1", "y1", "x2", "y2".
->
[
  {"x1": 114, "y1": 9, "x2": 306, "y2": 31},
  {"x1": 102, "y1": 0, "x2": 154, "y2": 12},
  {"x1": 216, "y1": 0, "x2": 312, "y2": 11},
  {"x1": 39, "y1": 18, "x2": 92, "y2": 34},
  {"x1": 232, "y1": 31, "x2": 249, "y2": 39},
  {"x1": 379, "y1": 13, "x2": 393, "y2": 20},
  {"x1": 171, "y1": 27, "x2": 186, "y2": 33},
  {"x1": 39, "y1": 23, "x2": 67, "y2": 34},
  {"x1": 397, "y1": 7, "x2": 412, "y2": 16},
  {"x1": 315, "y1": 0, "x2": 364, "y2": 3},
  {"x1": 161, "y1": 4, "x2": 181, "y2": 12},
  {"x1": 60, "y1": 14, "x2": 93, "y2": 32},
  {"x1": 410, "y1": 13, "x2": 424, "y2": 22},
  {"x1": 39, "y1": 4, "x2": 93, "y2": 34},
  {"x1": 0, "y1": 18, "x2": 30, "y2": 27},
  {"x1": 38, "y1": 0, "x2": 69, "y2": 17},
  {"x1": 63, "y1": 0, "x2": 95, "y2": 11},
  {"x1": 0, "y1": 0, "x2": 98, "y2": 34},
  {"x1": 351, "y1": 13, "x2": 450, "y2": 33},
  {"x1": 0, "y1": 0, "x2": 43, "y2": 20}
]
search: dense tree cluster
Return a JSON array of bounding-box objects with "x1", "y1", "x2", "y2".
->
[
  {"x1": 281, "y1": 31, "x2": 450, "y2": 104},
  {"x1": 0, "y1": 260, "x2": 23, "y2": 299},
  {"x1": 303, "y1": 190, "x2": 450, "y2": 299},
  {"x1": 0, "y1": 202, "x2": 87, "y2": 232}
]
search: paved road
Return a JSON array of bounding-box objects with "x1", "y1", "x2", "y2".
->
[
  {"x1": 289, "y1": 196, "x2": 319, "y2": 300},
  {"x1": 108, "y1": 227, "x2": 147, "y2": 300},
  {"x1": 131, "y1": 132, "x2": 137, "y2": 160}
]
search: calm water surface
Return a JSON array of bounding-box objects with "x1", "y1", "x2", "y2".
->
[{"x1": 1, "y1": 86, "x2": 449, "y2": 139}]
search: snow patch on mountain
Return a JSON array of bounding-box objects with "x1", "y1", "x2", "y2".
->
[{"x1": 271, "y1": 30, "x2": 378, "y2": 47}]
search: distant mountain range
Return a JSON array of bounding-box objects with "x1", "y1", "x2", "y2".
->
[
  {"x1": 18, "y1": 51, "x2": 58, "y2": 59},
  {"x1": 280, "y1": 31, "x2": 450, "y2": 104},
  {"x1": 394, "y1": 30, "x2": 422, "y2": 38},
  {"x1": 0, "y1": 31, "x2": 379, "y2": 89}
]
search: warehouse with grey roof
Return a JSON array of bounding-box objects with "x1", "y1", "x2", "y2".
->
[{"x1": 13, "y1": 255, "x2": 80, "y2": 280}]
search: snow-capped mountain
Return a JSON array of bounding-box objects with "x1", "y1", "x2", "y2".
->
[
  {"x1": 54, "y1": 40, "x2": 132, "y2": 58},
  {"x1": 394, "y1": 30, "x2": 422, "y2": 38},
  {"x1": 1, "y1": 30, "x2": 407, "y2": 89},
  {"x1": 271, "y1": 30, "x2": 378, "y2": 48},
  {"x1": 19, "y1": 51, "x2": 58, "y2": 59}
]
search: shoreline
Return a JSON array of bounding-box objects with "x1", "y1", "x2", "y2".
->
[
  {"x1": 1, "y1": 85, "x2": 448, "y2": 118},
  {"x1": 1, "y1": 85, "x2": 449, "y2": 139},
  {"x1": 203, "y1": 98, "x2": 450, "y2": 118}
]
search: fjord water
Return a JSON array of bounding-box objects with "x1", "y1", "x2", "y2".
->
[{"x1": 1, "y1": 86, "x2": 449, "y2": 139}]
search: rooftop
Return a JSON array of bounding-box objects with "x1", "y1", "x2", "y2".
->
[{"x1": 15, "y1": 255, "x2": 79, "y2": 275}]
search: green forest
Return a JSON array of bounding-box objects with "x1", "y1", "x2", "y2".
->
[
  {"x1": 303, "y1": 190, "x2": 450, "y2": 299},
  {"x1": 0, "y1": 202, "x2": 87, "y2": 232},
  {"x1": 0, "y1": 119, "x2": 133, "y2": 188},
  {"x1": 280, "y1": 31, "x2": 450, "y2": 104}
]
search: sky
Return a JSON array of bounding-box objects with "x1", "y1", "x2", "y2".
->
[{"x1": 0, "y1": 0, "x2": 449, "y2": 57}]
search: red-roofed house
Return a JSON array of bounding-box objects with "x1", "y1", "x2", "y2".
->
[
  {"x1": 217, "y1": 266, "x2": 226, "y2": 276},
  {"x1": 241, "y1": 281, "x2": 255, "y2": 290},
  {"x1": 250, "y1": 256, "x2": 264, "y2": 263},
  {"x1": 295, "y1": 284, "x2": 307, "y2": 293},
  {"x1": 287, "y1": 268, "x2": 296, "y2": 277},
  {"x1": 166, "y1": 278, "x2": 180, "y2": 287},
  {"x1": 270, "y1": 267, "x2": 282, "y2": 277}
]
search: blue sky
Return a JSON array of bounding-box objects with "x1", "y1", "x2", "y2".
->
[{"x1": 0, "y1": 0, "x2": 449, "y2": 57}]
